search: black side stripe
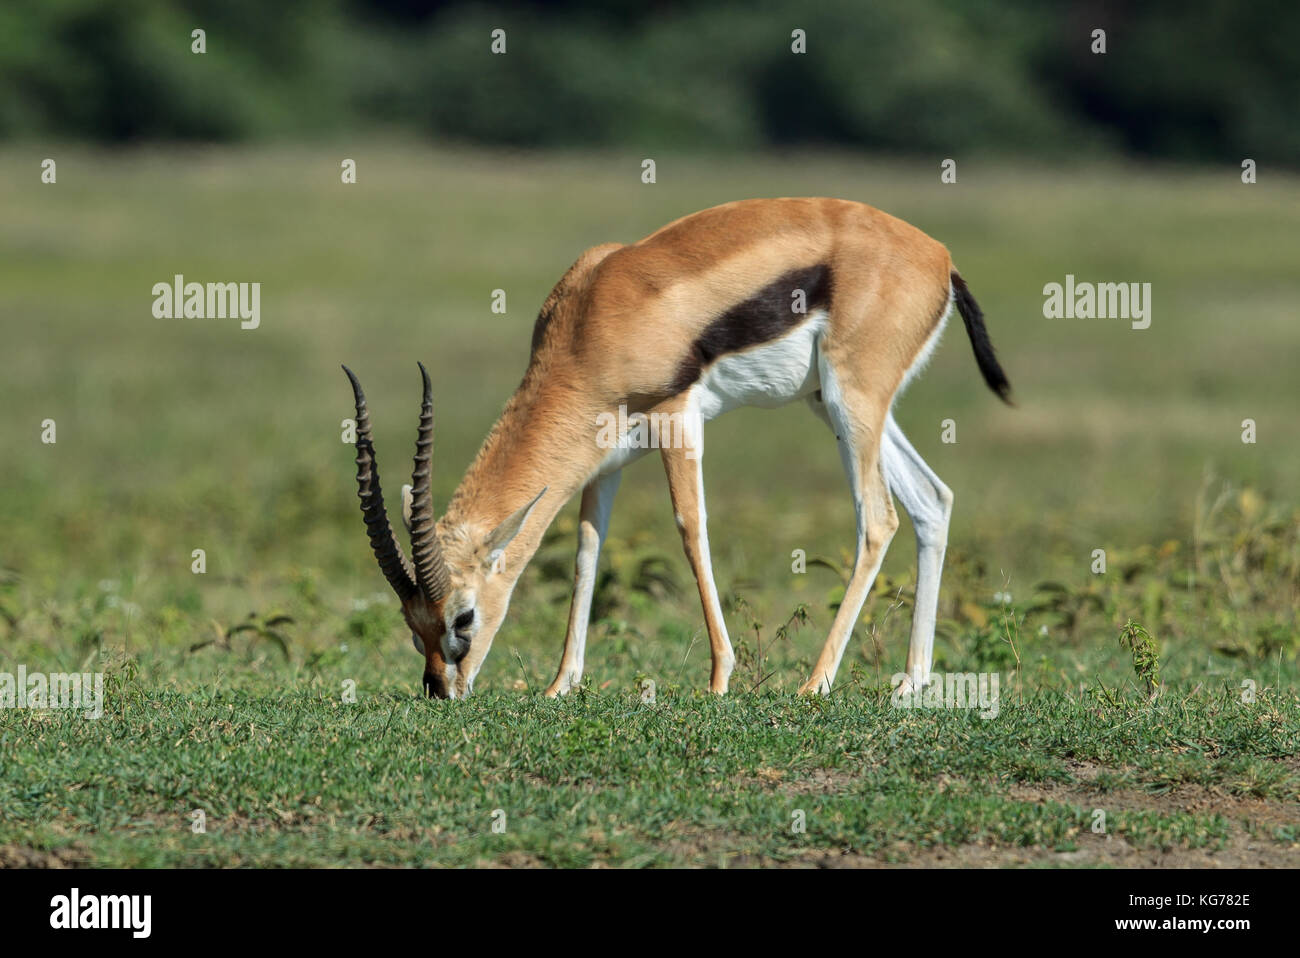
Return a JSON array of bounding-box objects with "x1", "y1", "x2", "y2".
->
[{"x1": 669, "y1": 264, "x2": 833, "y2": 394}]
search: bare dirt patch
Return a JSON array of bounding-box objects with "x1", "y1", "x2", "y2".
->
[
  {"x1": 0, "y1": 843, "x2": 89, "y2": 868},
  {"x1": 1007, "y1": 758, "x2": 1300, "y2": 829}
]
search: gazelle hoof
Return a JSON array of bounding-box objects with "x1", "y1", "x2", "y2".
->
[{"x1": 797, "y1": 677, "x2": 831, "y2": 696}]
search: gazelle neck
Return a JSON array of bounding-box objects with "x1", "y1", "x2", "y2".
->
[{"x1": 442, "y1": 370, "x2": 607, "y2": 568}]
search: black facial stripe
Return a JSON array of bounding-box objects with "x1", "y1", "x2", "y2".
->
[
  {"x1": 423, "y1": 670, "x2": 448, "y2": 699},
  {"x1": 669, "y1": 264, "x2": 833, "y2": 395}
]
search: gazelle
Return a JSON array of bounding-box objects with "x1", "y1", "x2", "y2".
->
[{"x1": 343, "y1": 197, "x2": 1011, "y2": 699}]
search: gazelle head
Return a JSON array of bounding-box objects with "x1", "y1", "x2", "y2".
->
[{"x1": 342, "y1": 364, "x2": 545, "y2": 699}]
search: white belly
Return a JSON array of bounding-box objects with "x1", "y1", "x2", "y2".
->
[
  {"x1": 693, "y1": 311, "x2": 827, "y2": 422},
  {"x1": 590, "y1": 311, "x2": 827, "y2": 478}
]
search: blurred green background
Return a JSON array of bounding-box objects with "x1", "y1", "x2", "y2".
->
[{"x1": 3, "y1": 0, "x2": 1299, "y2": 163}]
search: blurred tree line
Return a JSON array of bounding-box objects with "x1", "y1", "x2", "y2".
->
[{"x1": 1, "y1": 0, "x2": 1296, "y2": 164}]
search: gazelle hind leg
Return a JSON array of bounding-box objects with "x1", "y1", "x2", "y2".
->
[
  {"x1": 659, "y1": 398, "x2": 734, "y2": 693},
  {"x1": 544, "y1": 469, "x2": 622, "y2": 697},
  {"x1": 799, "y1": 364, "x2": 899, "y2": 695},
  {"x1": 882, "y1": 415, "x2": 952, "y2": 693}
]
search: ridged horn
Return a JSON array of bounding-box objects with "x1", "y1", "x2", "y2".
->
[
  {"x1": 342, "y1": 365, "x2": 417, "y2": 601},
  {"x1": 409, "y1": 362, "x2": 451, "y2": 603}
]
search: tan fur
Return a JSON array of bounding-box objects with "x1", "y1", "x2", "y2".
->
[{"x1": 407, "y1": 198, "x2": 957, "y2": 698}]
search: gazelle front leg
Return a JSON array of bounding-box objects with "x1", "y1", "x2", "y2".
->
[
  {"x1": 659, "y1": 400, "x2": 734, "y2": 693},
  {"x1": 799, "y1": 458, "x2": 898, "y2": 694},
  {"x1": 544, "y1": 470, "x2": 621, "y2": 696}
]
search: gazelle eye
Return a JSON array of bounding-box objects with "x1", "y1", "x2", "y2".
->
[{"x1": 453, "y1": 610, "x2": 475, "y2": 632}]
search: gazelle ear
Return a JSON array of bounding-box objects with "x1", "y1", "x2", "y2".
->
[
  {"x1": 400, "y1": 484, "x2": 415, "y2": 535},
  {"x1": 483, "y1": 487, "x2": 547, "y2": 574}
]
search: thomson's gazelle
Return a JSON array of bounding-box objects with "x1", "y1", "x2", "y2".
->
[{"x1": 342, "y1": 198, "x2": 1011, "y2": 699}]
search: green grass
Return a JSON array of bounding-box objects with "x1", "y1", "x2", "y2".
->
[
  {"x1": 3, "y1": 680, "x2": 1295, "y2": 867},
  {"x1": 1, "y1": 145, "x2": 1298, "y2": 866}
]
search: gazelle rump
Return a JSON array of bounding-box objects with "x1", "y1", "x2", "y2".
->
[{"x1": 342, "y1": 197, "x2": 1011, "y2": 699}]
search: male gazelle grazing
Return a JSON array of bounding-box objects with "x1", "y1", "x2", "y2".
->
[{"x1": 343, "y1": 197, "x2": 1011, "y2": 699}]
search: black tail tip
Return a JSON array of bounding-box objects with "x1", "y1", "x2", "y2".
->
[{"x1": 951, "y1": 272, "x2": 1014, "y2": 406}]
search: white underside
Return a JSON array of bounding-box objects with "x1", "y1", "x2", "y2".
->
[
  {"x1": 591, "y1": 311, "x2": 829, "y2": 477},
  {"x1": 693, "y1": 310, "x2": 828, "y2": 421},
  {"x1": 593, "y1": 296, "x2": 949, "y2": 461}
]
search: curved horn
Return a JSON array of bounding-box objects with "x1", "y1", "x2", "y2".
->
[
  {"x1": 342, "y1": 365, "x2": 417, "y2": 601},
  {"x1": 409, "y1": 362, "x2": 452, "y2": 603}
]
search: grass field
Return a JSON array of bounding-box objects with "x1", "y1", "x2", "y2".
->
[{"x1": 2, "y1": 145, "x2": 1298, "y2": 867}]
